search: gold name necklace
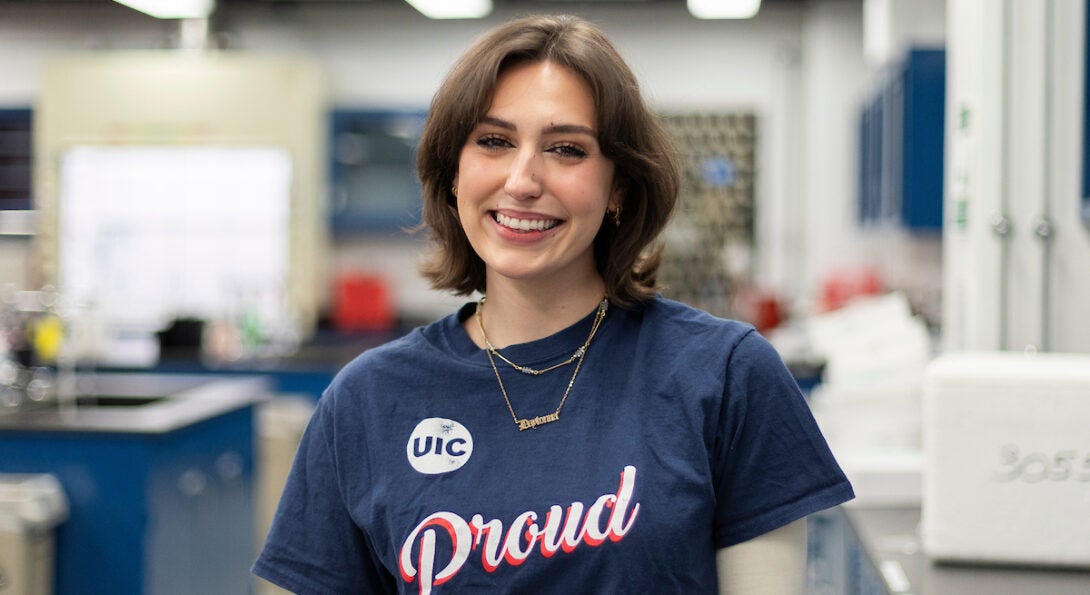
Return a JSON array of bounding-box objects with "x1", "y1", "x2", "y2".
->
[{"x1": 476, "y1": 297, "x2": 609, "y2": 431}]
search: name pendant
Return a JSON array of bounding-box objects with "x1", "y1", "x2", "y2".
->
[{"x1": 517, "y1": 412, "x2": 560, "y2": 431}]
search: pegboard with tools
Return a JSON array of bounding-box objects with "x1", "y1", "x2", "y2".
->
[{"x1": 658, "y1": 112, "x2": 757, "y2": 318}]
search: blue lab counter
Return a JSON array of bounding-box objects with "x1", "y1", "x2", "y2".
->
[{"x1": 0, "y1": 373, "x2": 270, "y2": 595}]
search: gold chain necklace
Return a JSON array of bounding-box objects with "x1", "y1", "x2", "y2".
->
[
  {"x1": 476, "y1": 297, "x2": 608, "y2": 431},
  {"x1": 476, "y1": 296, "x2": 607, "y2": 375}
]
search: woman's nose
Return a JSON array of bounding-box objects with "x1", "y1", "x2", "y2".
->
[{"x1": 504, "y1": 149, "x2": 543, "y2": 199}]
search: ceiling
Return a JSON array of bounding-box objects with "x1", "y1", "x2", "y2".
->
[
  {"x1": 0, "y1": 0, "x2": 810, "y2": 30},
  {"x1": 2, "y1": 0, "x2": 805, "y2": 8}
]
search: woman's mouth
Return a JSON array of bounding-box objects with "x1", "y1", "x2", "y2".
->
[{"x1": 493, "y1": 212, "x2": 561, "y2": 232}]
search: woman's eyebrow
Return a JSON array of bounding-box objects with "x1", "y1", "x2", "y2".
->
[
  {"x1": 479, "y1": 115, "x2": 516, "y2": 131},
  {"x1": 478, "y1": 115, "x2": 597, "y2": 138},
  {"x1": 545, "y1": 123, "x2": 598, "y2": 137}
]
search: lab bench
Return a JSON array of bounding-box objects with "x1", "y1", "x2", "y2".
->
[
  {"x1": 136, "y1": 327, "x2": 406, "y2": 400},
  {"x1": 809, "y1": 505, "x2": 1090, "y2": 594},
  {"x1": 0, "y1": 373, "x2": 270, "y2": 595}
]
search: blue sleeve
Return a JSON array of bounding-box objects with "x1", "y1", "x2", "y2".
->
[
  {"x1": 252, "y1": 389, "x2": 395, "y2": 594},
  {"x1": 712, "y1": 330, "x2": 854, "y2": 548}
]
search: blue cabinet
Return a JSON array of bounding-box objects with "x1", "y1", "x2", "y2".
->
[
  {"x1": 329, "y1": 109, "x2": 427, "y2": 235},
  {"x1": 858, "y1": 49, "x2": 946, "y2": 232},
  {"x1": 1083, "y1": 0, "x2": 1090, "y2": 226},
  {"x1": 0, "y1": 108, "x2": 32, "y2": 211},
  {"x1": 0, "y1": 375, "x2": 268, "y2": 594}
]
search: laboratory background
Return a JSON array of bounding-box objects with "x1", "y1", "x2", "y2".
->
[{"x1": 0, "y1": 0, "x2": 1089, "y2": 593}]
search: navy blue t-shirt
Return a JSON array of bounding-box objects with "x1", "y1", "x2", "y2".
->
[{"x1": 253, "y1": 297, "x2": 853, "y2": 593}]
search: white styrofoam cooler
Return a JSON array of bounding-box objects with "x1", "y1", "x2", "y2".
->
[{"x1": 922, "y1": 351, "x2": 1090, "y2": 567}]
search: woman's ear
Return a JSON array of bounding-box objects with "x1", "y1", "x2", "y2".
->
[
  {"x1": 448, "y1": 174, "x2": 460, "y2": 206},
  {"x1": 606, "y1": 183, "x2": 625, "y2": 227},
  {"x1": 610, "y1": 180, "x2": 626, "y2": 212}
]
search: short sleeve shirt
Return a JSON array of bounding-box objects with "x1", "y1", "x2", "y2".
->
[{"x1": 253, "y1": 297, "x2": 854, "y2": 593}]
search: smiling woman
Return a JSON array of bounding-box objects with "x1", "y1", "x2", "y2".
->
[
  {"x1": 416, "y1": 15, "x2": 681, "y2": 310},
  {"x1": 452, "y1": 60, "x2": 617, "y2": 304},
  {"x1": 254, "y1": 14, "x2": 853, "y2": 595}
]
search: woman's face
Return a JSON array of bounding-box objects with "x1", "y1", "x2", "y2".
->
[{"x1": 454, "y1": 60, "x2": 617, "y2": 290}]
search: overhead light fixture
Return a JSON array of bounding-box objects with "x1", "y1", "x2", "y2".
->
[
  {"x1": 404, "y1": 0, "x2": 491, "y2": 20},
  {"x1": 113, "y1": 0, "x2": 214, "y2": 19},
  {"x1": 687, "y1": 0, "x2": 761, "y2": 19}
]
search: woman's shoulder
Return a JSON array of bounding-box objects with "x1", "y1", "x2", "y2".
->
[
  {"x1": 640, "y1": 295, "x2": 756, "y2": 343},
  {"x1": 633, "y1": 296, "x2": 790, "y2": 370}
]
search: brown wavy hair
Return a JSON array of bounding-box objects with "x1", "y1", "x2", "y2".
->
[{"x1": 416, "y1": 14, "x2": 680, "y2": 309}]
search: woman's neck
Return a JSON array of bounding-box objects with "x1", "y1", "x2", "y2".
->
[{"x1": 468, "y1": 275, "x2": 607, "y2": 350}]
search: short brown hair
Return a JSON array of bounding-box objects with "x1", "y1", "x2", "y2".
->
[{"x1": 416, "y1": 14, "x2": 680, "y2": 309}]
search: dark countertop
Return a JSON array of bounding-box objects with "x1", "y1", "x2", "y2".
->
[
  {"x1": 0, "y1": 372, "x2": 271, "y2": 434},
  {"x1": 150, "y1": 327, "x2": 407, "y2": 373},
  {"x1": 844, "y1": 506, "x2": 1090, "y2": 594}
]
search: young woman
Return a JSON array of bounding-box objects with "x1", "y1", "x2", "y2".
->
[{"x1": 254, "y1": 15, "x2": 852, "y2": 594}]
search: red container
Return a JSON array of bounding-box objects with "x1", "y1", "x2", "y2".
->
[{"x1": 333, "y1": 274, "x2": 395, "y2": 331}]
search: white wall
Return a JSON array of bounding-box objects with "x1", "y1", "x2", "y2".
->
[
  {"x1": 864, "y1": 0, "x2": 947, "y2": 65},
  {"x1": 0, "y1": 0, "x2": 896, "y2": 322},
  {"x1": 797, "y1": 1, "x2": 873, "y2": 302}
]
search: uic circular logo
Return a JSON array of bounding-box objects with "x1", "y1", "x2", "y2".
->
[{"x1": 406, "y1": 417, "x2": 474, "y2": 474}]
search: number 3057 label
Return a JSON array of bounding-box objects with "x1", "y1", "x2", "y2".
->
[{"x1": 992, "y1": 444, "x2": 1090, "y2": 483}]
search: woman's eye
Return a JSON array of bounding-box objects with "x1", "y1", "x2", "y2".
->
[
  {"x1": 476, "y1": 135, "x2": 511, "y2": 150},
  {"x1": 549, "y1": 143, "x2": 588, "y2": 158}
]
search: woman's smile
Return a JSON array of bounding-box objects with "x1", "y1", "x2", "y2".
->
[
  {"x1": 487, "y1": 208, "x2": 566, "y2": 246},
  {"x1": 492, "y1": 211, "x2": 562, "y2": 233}
]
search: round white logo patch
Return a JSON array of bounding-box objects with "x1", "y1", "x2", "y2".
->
[{"x1": 407, "y1": 418, "x2": 474, "y2": 475}]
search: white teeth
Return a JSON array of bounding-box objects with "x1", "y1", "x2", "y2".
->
[{"x1": 494, "y1": 213, "x2": 560, "y2": 232}]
